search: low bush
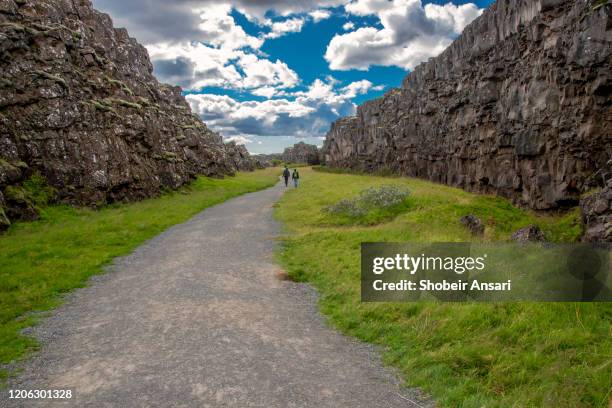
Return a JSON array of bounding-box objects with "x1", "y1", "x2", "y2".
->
[{"x1": 324, "y1": 184, "x2": 411, "y2": 224}]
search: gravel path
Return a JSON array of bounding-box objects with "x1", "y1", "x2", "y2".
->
[{"x1": 3, "y1": 183, "x2": 429, "y2": 407}]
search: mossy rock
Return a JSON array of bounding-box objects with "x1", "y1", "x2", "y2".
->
[
  {"x1": 0, "y1": 206, "x2": 10, "y2": 232},
  {"x1": 22, "y1": 172, "x2": 57, "y2": 207},
  {"x1": 161, "y1": 151, "x2": 178, "y2": 162},
  {"x1": 91, "y1": 100, "x2": 117, "y2": 114},
  {"x1": 33, "y1": 70, "x2": 69, "y2": 90},
  {"x1": 104, "y1": 98, "x2": 142, "y2": 110},
  {"x1": 4, "y1": 185, "x2": 27, "y2": 202}
]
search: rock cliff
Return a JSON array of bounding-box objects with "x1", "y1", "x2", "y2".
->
[
  {"x1": 225, "y1": 142, "x2": 270, "y2": 171},
  {"x1": 0, "y1": 0, "x2": 256, "y2": 230},
  {"x1": 323, "y1": 0, "x2": 612, "y2": 212},
  {"x1": 282, "y1": 142, "x2": 321, "y2": 165}
]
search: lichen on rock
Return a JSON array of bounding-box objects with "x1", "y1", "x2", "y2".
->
[
  {"x1": 0, "y1": 0, "x2": 262, "y2": 228},
  {"x1": 322, "y1": 0, "x2": 611, "y2": 217}
]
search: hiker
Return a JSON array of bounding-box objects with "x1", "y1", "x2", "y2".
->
[
  {"x1": 282, "y1": 166, "x2": 290, "y2": 187},
  {"x1": 292, "y1": 168, "x2": 300, "y2": 188}
]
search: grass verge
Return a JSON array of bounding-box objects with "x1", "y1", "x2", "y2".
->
[
  {"x1": 275, "y1": 167, "x2": 611, "y2": 407},
  {"x1": 0, "y1": 168, "x2": 280, "y2": 381}
]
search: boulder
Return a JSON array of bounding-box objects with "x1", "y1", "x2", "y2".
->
[
  {"x1": 460, "y1": 214, "x2": 484, "y2": 235},
  {"x1": 4, "y1": 185, "x2": 38, "y2": 221},
  {"x1": 511, "y1": 225, "x2": 545, "y2": 243}
]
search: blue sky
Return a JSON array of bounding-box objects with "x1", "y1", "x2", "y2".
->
[{"x1": 93, "y1": 0, "x2": 493, "y2": 154}]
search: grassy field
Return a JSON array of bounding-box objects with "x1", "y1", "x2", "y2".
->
[
  {"x1": 275, "y1": 167, "x2": 611, "y2": 407},
  {"x1": 0, "y1": 168, "x2": 280, "y2": 381}
]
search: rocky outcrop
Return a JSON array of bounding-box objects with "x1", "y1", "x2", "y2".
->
[
  {"x1": 0, "y1": 0, "x2": 244, "y2": 228},
  {"x1": 282, "y1": 142, "x2": 320, "y2": 165},
  {"x1": 225, "y1": 142, "x2": 268, "y2": 171},
  {"x1": 581, "y1": 183, "x2": 612, "y2": 242},
  {"x1": 323, "y1": 0, "x2": 612, "y2": 212}
]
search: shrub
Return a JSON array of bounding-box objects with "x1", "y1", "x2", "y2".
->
[{"x1": 324, "y1": 184, "x2": 410, "y2": 221}]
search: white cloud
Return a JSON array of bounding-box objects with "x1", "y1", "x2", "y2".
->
[
  {"x1": 148, "y1": 42, "x2": 242, "y2": 89},
  {"x1": 236, "y1": 54, "x2": 299, "y2": 88},
  {"x1": 146, "y1": 8, "x2": 300, "y2": 92},
  {"x1": 325, "y1": 0, "x2": 482, "y2": 70},
  {"x1": 342, "y1": 79, "x2": 375, "y2": 97},
  {"x1": 194, "y1": 3, "x2": 263, "y2": 50},
  {"x1": 251, "y1": 86, "x2": 278, "y2": 98},
  {"x1": 342, "y1": 21, "x2": 355, "y2": 30},
  {"x1": 185, "y1": 77, "x2": 383, "y2": 138},
  {"x1": 93, "y1": 0, "x2": 346, "y2": 43},
  {"x1": 309, "y1": 9, "x2": 332, "y2": 22},
  {"x1": 264, "y1": 17, "x2": 306, "y2": 39},
  {"x1": 225, "y1": 135, "x2": 253, "y2": 145}
]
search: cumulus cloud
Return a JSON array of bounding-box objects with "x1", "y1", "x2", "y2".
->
[
  {"x1": 264, "y1": 17, "x2": 306, "y2": 39},
  {"x1": 341, "y1": 79, "x2": 384, "y2": 97},
  {"x1": 309, "y1": 9, "x2": 332, "y2": 22},
  {"x1": 91, "y1": 1, "x2": 342, "y2": 92},
  {"x1": 251, "y1": 86, "x2": 278, "y2": 98},
  {"x1": 342, "y1": 21, "x2": 355, "y2": 30},
  {"x1": 224, "y1": 135, "x2": 253, "y2": 145},
  {"x1": 325, "y1": 0, "x2": 482, "y2": 70},
  {"x1": 141, "y1": 5, "x2": 301, "y2": 92},
  {"x1": 186, "y1": 78, "x2": 383, "y2": 138},
  {"x1": 92, "y1": 0, "x2": 345, "y2": 43}
]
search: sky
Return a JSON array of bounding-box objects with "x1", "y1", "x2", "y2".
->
[{"x1": 92, "y1": 0, "x2": 494, "y2": 154}]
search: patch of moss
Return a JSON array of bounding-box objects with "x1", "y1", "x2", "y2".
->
[
  {"x1": 104, "y1": 76, "x2": 134, "y2": 96},
  {"x1": 0, "y1": 22, "x2": 25, "y2": 33},
  {"x1": 22, "y1": 172, "x2": 56, "y2": 207},
  {"x1": 161, "y1": 151, "x2": 178, "y2": 162},
  {"x1": 91, "y1": 100, "x2": 117, "y2": 114},
  {"x1": 32, "y1": 70, "x2": 68, "y2": 90},
  {"x1": 592, "y1": 0, "x2": 609, "y2": 10},
  {"x1": 4, "y1": 185, "x2": 27, "y2": 202},
  {"x1": 104, "y1": 98, "x2": 142, "y2": 110}
]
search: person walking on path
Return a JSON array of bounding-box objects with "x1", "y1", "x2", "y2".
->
[
  {"x1": 282, "y1": 166, "x2": 290, "y2": 187},
  {"x1": 292, "y1": 168, "x2": 300, "y2": 188}
]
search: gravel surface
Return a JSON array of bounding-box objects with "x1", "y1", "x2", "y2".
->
[{"x1": 3, "y1": 183, "x2": 431, "y2": 407}]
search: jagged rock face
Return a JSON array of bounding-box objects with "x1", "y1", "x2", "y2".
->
[
  {"x1": 0, "y1": 0, "x2": 242, "y2": 225},
  {"x1": 581, "y1": 183, "x2": 611, "y2": 242},
  {"x1": 323, "y1": 0, "x2": 612, "y2": 211},
  {"x1": 282, "y1": 142, "x2": 320, "y2": 165},
  {"x1": 225, "y1": 142, "x2": 268, "y2": 171}
]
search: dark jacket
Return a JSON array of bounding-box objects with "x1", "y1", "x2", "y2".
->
[
  {"x1": 283, "y1": 169, "x2": 290, "y2": 179},
  {"x1": 292, "y1": 170, "x2": 300, "y2": 180}
]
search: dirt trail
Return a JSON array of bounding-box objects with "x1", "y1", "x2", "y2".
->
[{"x1": 4, "y1": 183, "x2": 429, "y2": 407}]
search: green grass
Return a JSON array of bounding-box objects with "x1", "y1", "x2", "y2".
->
[
  {"x1": 0, "y1": 168, "x2": 280, "y2": 381},
  {"x1": 275, "y1": 168, "x2": 611, "y2": 407}
]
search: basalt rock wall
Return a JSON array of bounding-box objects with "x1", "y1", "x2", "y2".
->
[
  {"x1": 282, "y1": 142, "x2": 321, "y2": 165},
  {"x1": 323, "y1": 0, "x2": 612, "y2": 211},
  {"x1": 0, "y1": 0, "x2": 249, "y2": 229}
]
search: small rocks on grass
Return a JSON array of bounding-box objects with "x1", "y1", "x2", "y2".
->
[
  {"x1": 460, "y1": 214, "x2": 484, "y2": 235},
  {"x1": 511, "y1": 225, "x2": 545, "y2": 242}
]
